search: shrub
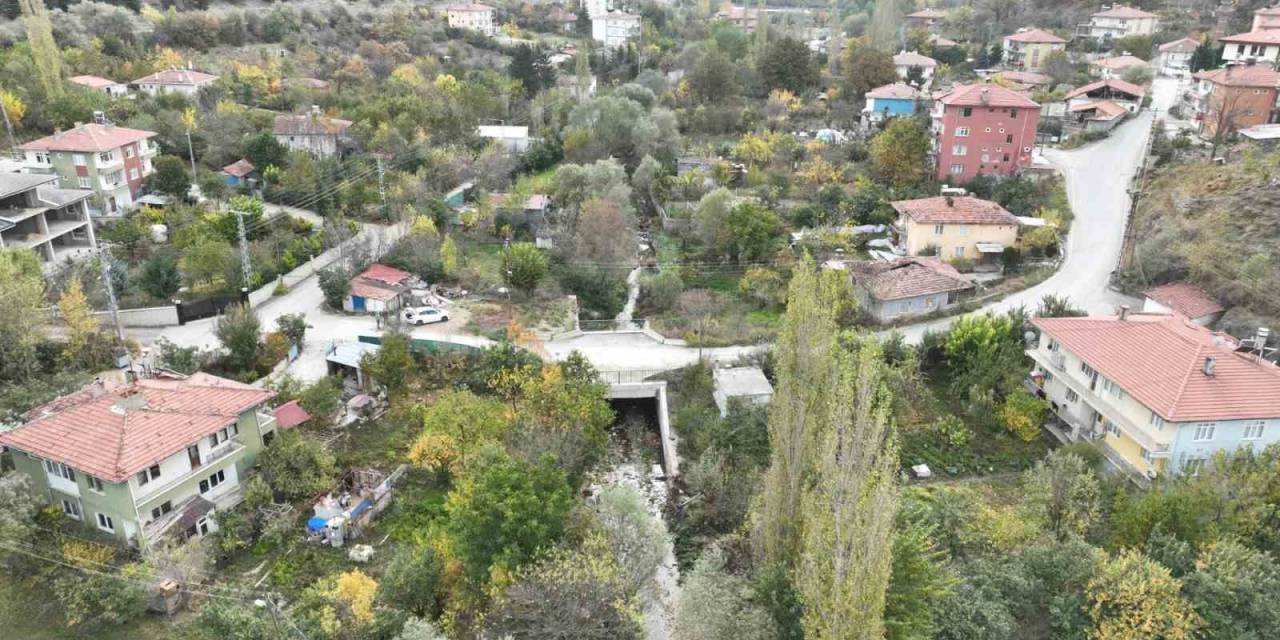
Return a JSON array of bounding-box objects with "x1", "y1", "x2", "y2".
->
[
  {"x1": 998, "y1": 390, "x2": 1047, "y2": 442},
  {"x1": 640, "y1": 270, "x2": 683, "y2": 312},
  {"x1": 737, "y1": 267, "x2": 786, "y2": 309},
  {"x1": 934, "y1": 414, "x2": 973, "y2": 448}
]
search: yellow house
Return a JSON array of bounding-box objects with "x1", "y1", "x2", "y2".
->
[
  {"x1": 1002, "y1": 29, "x2": 1068, "y2": 70},
  {"x1": 892, "y1": 195, "x2": 1019, "y2": 265}
]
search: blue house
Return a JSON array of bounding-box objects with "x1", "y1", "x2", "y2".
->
[
  {"x1": 221, "y1": 159, "x2": 255, "y2": 187},
  {"x1": 863, "y1": 82, "x2": 928, "y2": 124}
]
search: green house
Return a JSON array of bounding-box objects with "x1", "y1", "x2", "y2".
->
[{"x1": 0, "y1": 373, "x2": 278, "y2": 547}]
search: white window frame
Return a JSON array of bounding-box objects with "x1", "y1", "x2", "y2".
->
[
  {"x1": 1105, "y1": 420, "x2": 1121, "y2": 438},
  {"x1": 129, "y1": 167, "x2": 139, "y2": 180},
  {"x1": 136, "y1": 464, "x2": 161, "y2": 486},
  {"x1": 1150, "y1": 413, "x2": 1165, "y2": 430},
  {"x1": 86, "y1": 476, "x2": 105, "y2": 493},
  {"x1": 77, "y1": 176, "x2": 91, "y2": 189},
  {"x1": 952, "y1": 143, "x2": 967, "y2": 156},
  {"x1": 950, "y1": 163, "x2": 964, "y2": 175},
  {"x1": 125, "y1": 145, "x2": 135, "y2": 158},
  {"x1": 96, "y1": 512, "x2": 114, "y2": 532},
  {"x1": 934, "y1": 224, "x2": 944, "y2": 235},
  {"x1": 1065, "y1": 389, "x2": 1079, "y2": 403},
  {"x1": 955, "y1": 126, "x2": 970, "y2": 137},
  {"x1": 1183, "y1": 457, "x2": 1206, "y2": 476},
  {"x1": 952, "y1": 246, "x2": 964, "y2": 258},
  {"x1": 1243, "y1": 421, "x2": 1265, "y2": 440},
  {"x1": 1193, "y1": 423, "x2": 1216, "y2": 442},
  {"x1": 1101, "y1": 377, "x2": 1126, "y2": 400},
  {"x1": 60, "y1": 499, "x2": 81, "y2": 520},
  {"x1": 73, "y1": 153, "x2": 86, "y2": 166}
]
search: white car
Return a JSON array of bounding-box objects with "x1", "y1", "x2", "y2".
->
[{"x1": 401, "y1": 306, "x2": 449, "y2": 325}]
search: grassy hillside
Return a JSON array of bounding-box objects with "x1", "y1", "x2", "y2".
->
[{"x1": 1119, "y1": 152, "x2": 1280, "y2": 337}]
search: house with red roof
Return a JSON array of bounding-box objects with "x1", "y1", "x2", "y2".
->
[
  {"x1": 18, "y1": 122, "x2": 158, "y2": 219},
  {"x1": 1142, "y1": 282, "x2": 1225, "y2": 326},
  {"x1": 132, "y1": 68, "x2": 219, "y2": 98},
  {"x1": 890, "y1": 194, "x2": 1020, "y2": 265},
  {"x1": 273, "y1": 106, "x2": 354, "y2": 159},
  {"x1": 1028, "y1": 312, "x2": 1280, "y2": 483},
  {"x1": 930, "y1": 83, "x2": 1041, "y2": 182},
  {"x1": 1089, "y1": 54, "x2": 1150, "y2": 79},
  {"x1": 68, "y1": 75, "x2": 128, "y2": 97},
  {"x1": 1080, "y1": 5, "x2": 1159, "y2": 41},
  {"x1": 1189, "y1": 65, "x2": 1280, "y2": 138},
  {"x1": 849, "y1": 256, "x2": 974, "y2": 321},
  {"x1": 1156, "y1": 37, "x2": 1200, "y2": 75},
  {"x1": 905, "y1": 8, "x2": 946, "y2": 32},
  {"x1": 343, "y1": 264, "x2": 414, "y2": 314},
  {"x1": 1002, "y1": 29, "x2": 1067, "y2": 71},
  {"x1": 0, "y1": 372, "x2": 278, "y2": 546}
]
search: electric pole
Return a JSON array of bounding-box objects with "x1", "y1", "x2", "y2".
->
[
  {"x1": 99, "y1": 247, "x2": 135, "y2": 379},
  {"x1": 375, "y1": 154, "x2": 389, "y2": 222},
  {"x1": 0, "y1": 87, "x2": 16, "y2": 151},
  {"x1": 235, "y1": 208, "x2": 252, "y2": 289}
]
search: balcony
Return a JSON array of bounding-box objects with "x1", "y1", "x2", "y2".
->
[
  {"x1": 97, "y1": 154, "x2": 123, "y2": 169},
  {"x1": 203, "y1": 437, "x2": 243, "y2": 466},
  {"x1": 134, "y1": 440, "x2": 245, "y2": 509},
  {"x1": 257, "y1": 411, "x2": 278, "y2": 436},
  {"x1": 48, "y1": 473, "x2": 80, "y2": 497}
]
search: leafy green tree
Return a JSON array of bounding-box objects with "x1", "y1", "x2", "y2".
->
[
  {"x1": 215, "y1": 303, "x2": 261, "y2": 374},
  {"x1": 1109, "y1": 483, "x2": 1217, "y2": 550},
  {"x1": 0, "y1": 473, "x2": 40, "y2": 546},
  {"x1": 1023, "y1": 450, "x2": 1101, "y2": 540},
  {"x1": 502, "y1": 242, "x2": 549, "y2": 296},
  {"x1": 445, "y1": 448, "x2": 573, "y2": 582},
  {"x1": 148, "y1": 155, "x2": 191, "y2": 199},
  {"x1": 759, "y1": 36, "x2": 818, "y2": 94},
  {"x1": 726, "y1": 202, "x2": 782, "y2": 262},
  {"x1": 673, "y1": 546, "x2": 777, "y2": 640},
  {"x1": 997, "y1": 389, "x2": 1047, "y2": 442},
  {"x1": 870, "y1": 117, "x2": 932, "y2": 189},
  {"x1": 275, "y1": 313, "x2": 307, "y2": 347},
  {"x1": 180, "y1": 238, "x2": 235, "y2": 290},
  {"x1": 1036, "y1": 294, "x2": 1086, "y2": 318},
  {"x1": 378, "y1": 545, "x2": 443, "y2": 618},
  {"x1": 256, "y1": 429, "x2": 337, "y2": 501},
  {"x1": 57, "y1": 278, "x2": 98, "y2": 366},
  {"x1": 501, "y1": 363, "x2": 614, "y2": 485},
  {"x1": 1187, "y1": 444, "x2": 1280, "y2": 553},
  {"x1": 943, "y1": 310, "x2": 1027, "y2": 402},
  {"x1": 244, "y1": 132, "x2": 288, "y2": 171},
  {"x1": 317, "y1": 267, "x2": 351, "y2": 309},
  {"x1": 593, "y1": 486, "x2": 664, "y2": 592},
  {"x1": 408, "y1": 389, "x2": 511, "y2": 475},
  {"x1": 1183, "y1": 540, "x2": 1280, "y2": 639},
  {"x1": 1087, "y1": 549, "x2": 1202, "y2": 640},
  {"x1": 361, "y1": 331, "x2": 415, "y2": 396},
  {"x1": 140, "y1": 251, "x2": 182, "y2": 299},
  {"x1": 1189, "y1": 38, "x2": 1219, "y2": 72},
  {"x1": 689, "y1": 47, "x2": 738, "y2": 103},
  {"x1": 0, "y1": 248, "x2": 45, "y2": 382},
  {"x1": 297, "y1": 376, "x2": 343, "y2": 426},
  {"x1": 190, "y1": 596, "x2": 277, "y2": 640},
  {"x1": 508, "y1": 44, "x2": 555, "y2": 96},
  {"x1": 934, "y1": 576, "x2": 1017, "y2": 640},
  {"x1": 843, "y1": 42, "x2": 897, "y2": 100},
  {"x1": 885, "y1": 522, "x2": 954, "y2": 640},
  {"x1": 19, "y1": 0, "x2": 62, "y2": 97}
]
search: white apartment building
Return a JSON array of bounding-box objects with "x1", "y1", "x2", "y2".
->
[
  {"x1": 592, "y1": 12, "x2": 641, "y2": 49},
  {"x1": 446, "y1": 3, "x2": 497, "y2": 36}
]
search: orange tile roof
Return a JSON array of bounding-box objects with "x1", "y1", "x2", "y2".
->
[
  {"x1": 69, "y1": 75, "x2": 121, "y2": 89},
  {"x1": 936, "y1": 83, "x2": 1040, "y2": 108},
  {"x1": 1070, "y1": 99, "x2": 1128, "y2": 120},
  {"x1": 350, "y1": 279, "x2": 403, "y2": 301},
  {"x1": 1221, "y1": 29, "x2": 1280, "y2": 45},
  {"x1": 1034, "y1": 315, "x2": 1280, "y2": 422},
  {"x1": 19, "y1": 123, "x2": 155, "y2": 153},
  {"x1": 852, "y1": 257, "x2": 973, "y2": 301},
  {"x1": 867, "y1": 82, "x2": 928, "y2": 99},
  {"x1": 1005, "y1": 28, "x2": 1067, "y2": 44},
  {"x1": 1093, "y1": 54, "x2": 1149, "y2": 70},
  {"x1": 273, "y1": 113, "x2": 353, "y2": 136},
  {"x1": 222, "y1": 159, "x2": 255, "y2": 177},
  {"x1": 0, "y1": 373, "x2": 273, "y2": 482},
  {"x1": 892, "y1": 196, "x2": 1019, "y2": 225},
  {"x1": 1092, "y1": 5, "x2": 1157, "y2": 18},
  {"x1": 1193, "y1": 65, "x2": 1280, "y2": 87},
  {"x1": 1064, "y1": 78, "x2": 1147, "y2": 100},
  {"x1": 894, "y1": 51, "x2": 938, "y2": 67},
  {"x1": 357, "y1": 264, "x2": 411, "y2": 286},
  {"x1": 273, "y1": 399, "x2": 311, "y2": 428},
  {"x1": 133, "y1": 69, "x2": 218, "y2": 86},
  {"x1": 1159, "y1": 37, "x2": 1200, "y2": 52},
  {"x1": 997, "y1": 70, "x2": 1054, "y2": 86},
  {"x1": 1143, "y1": 282, "x2": 1225, "y2": 319}
]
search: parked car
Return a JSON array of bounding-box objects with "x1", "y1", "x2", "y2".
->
[{"x1": 401, "y1": 306, "x2": 449, "y2": 325}]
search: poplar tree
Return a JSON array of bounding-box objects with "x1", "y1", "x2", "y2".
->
[
  {"x1": 798, "y1": 342, "x2": 900, "y2": 640},
  {"x1": 19, "y1": 0, "x2": 62, "y2": 98},
  {"x1": 866, "y1": 0, "x2": 901, "y2": 51},
  {"x1": 754, "y1": 0, "x2": 769, "y2": 61},
  {"x1": 755, "y1": 258, "x2": 839, "y2": 569}
]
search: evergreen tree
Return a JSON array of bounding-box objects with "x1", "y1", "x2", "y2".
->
[{"x1": 19, "y1": 0, "x2": 62, "y2": 97}]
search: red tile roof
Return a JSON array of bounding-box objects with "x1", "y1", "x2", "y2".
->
[
  {"x1": 222, "y1": 159, "x2": 255, "y2": 177},
  {"x1": 0, "y1": 373, "x2": 273, "y2": 482},
  {"x1": 996, "y1": 70, "x2": 1054, "y2": 86},
  {"x1": 350, "y1": 279, "x2": 403, "y2": 301},
  {"x1": 69, "y1": 75, "x2": 121, "y2": 89},
  {"x1": 1064, "y1": 78, "x2": 1147, "y2": 100},
  {"x1": 867, "y1": 82, "x2": 927, "y2": 99},
  {"x1": 1092, "y1": 5, "x2": 1157, "y2": 18},
  {"x1": 936, "y1": 83, "x2": 1040, "y2": 108},
  {"x1": 273, "y1": 113, "x2": 353, "y2": 136},
  {"x1": 1257, "y1": 6, "x2": 1280, "y2": 15},
  {"x1": 852, "y1": 257, "x2": 973, "y2": 301},
  {"x1": 1070, "y1": 99, "x2": 1128, "y2": 120},
  {"x1": 1193, "y1": 65, "x2": 1280, "y2": 87},
  {"x1": 1005, "y1": 28, "x2": 1067, "y2": 44},
  {"x1": 1221, "y1": 29, "x2": 1280, "y2": 45},
  {"x1": 907, "y1": 8, "x2": 946, "y2": 18},
  {"x1": 19, "y1": 123, "x2": 155, "y2": 153},
  {"x1": 1093, "y1": 55, "x2": 1149, "y2": 71},
  {"x1": 1159, "y1": 37, "x2": 1200, "y2": 53},
  {"x1": 1033, "y1": 315, "x2": 1280, "y2": 422},
  {"x1": 892, "y1": 196, "x2": 1019, "y2": 225},
  {"x1": 357, "y1": 264, "x2": 412, "y2": 286},
  {"x1": 133, "y1": 69, "x2": 219, "y2": 86},
  {"x1": 1143, "y1": 282, "x2": 1225, "y2": 319},
  {"x1": 894, "y1": 51, "x2": 938, "y2": 67},
  {"x1": 273, "y1": 399, "x2": 312, "y2": 428}
]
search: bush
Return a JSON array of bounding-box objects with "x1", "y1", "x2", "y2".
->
[
  {"x1": 317, "y1": 267, "x2": 351, "y2": 310},
  {"x1": 557, "y1": 266, "x2": 626, "y2": 318},
  {"x1": 934, "y1": 414, "x2": 973, "y2": 448},
  {"x1": 640, "y1": 270, "x2": 683, "y2": 312},
  {"x1": 998, "y1": 390, "x2": 1047, "y2": 442},
  {"x1": 737, "y1": 267, "x2": 786, "y2": 309}
]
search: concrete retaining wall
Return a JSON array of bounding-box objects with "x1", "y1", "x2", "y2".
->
[{"x1": 90, "y1": 305, "x2": 180, "y2": 327}]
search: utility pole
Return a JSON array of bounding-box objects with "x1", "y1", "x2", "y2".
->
[
  {"x1": 99, "y1": 247, "x2": 135, "y2": 379},
  {"x1": 185, "y1": 128, "x2": 198, "y2": 193},
  {"x1": 235, "y1": 208, "x2": 252, "y2": 289},
  {"x1": 0, "y1": 88, "x2": 16, "y2": 151},
  {"x1": 374, "y1": 154, "x2": 389, "y2": 222}
]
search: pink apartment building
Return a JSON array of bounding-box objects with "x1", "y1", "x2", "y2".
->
[{"x1": 932, "y1": 84, "x2": 1040, "y2": 183}]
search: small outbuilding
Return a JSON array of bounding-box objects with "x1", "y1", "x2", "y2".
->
[
  {"x1": 1142, "y1": 282, "x2": 1225, "y2": 327},
  {"x1": 343, "y1": 264, "x2": 414, "y2": 314},
  {"x1": 712, "y1": 366, "x2": 774, "y2": 417}
]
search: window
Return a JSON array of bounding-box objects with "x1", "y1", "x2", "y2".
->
[
  {"x1": 73, "y1": 154, "x2": 86, "y2": 166},
  {"x1": 1102, "y1": 377, "x2": 1126, "y2": 400},
  {"x1": 1193, "y1": 423, "x2": 1216, "y2": 442},
  {"x1": 44, "y1": 460, "x2": 76, "y2": 482},
  {"x1": 953, "y1": 246, "x2": 964, "y2": 258},
  {"x1": 77, "y1": 176, "x2": 91, "y2": 189},
  {"x1": 1150, "y1": 413, "x2": 1165, "y2": 430},
  {"x1": 1047, "y1": 338, "x2": 1060, "y2": 352},
  {"x1": 86, "y1": 476, "x2": 104, "y2": 493},
  {"x1": 61, "y1": 499, "x2": 81, "y2": 520},
  {"x1": 129, "y1": 168, "x2": 139, "y2": 180},
  {"x1": 136, "y1": 465, "x2": 161, "y2": 486},
  {"x1": 952, "y1": 143, "x2": 967, "y2": 156},
  {"x1": 209, "y1": 425, "x2": 237, "y2": 449},
  {"x1": 981, "y1": 153, "x2": 990, "y2": 162},
  {"x1": 1244, "y1": 421, "x2": 1266, "y2": 440},
  {"x1": 1183, "y1": 458, "x2": 1206, "y2": 475},
  {"x1": 98, "y1": 152, "x2": 113, "y2": 163},
  {"x1": 96, "y1": 513, "x2": 114, "y2": 532},
  {"x1": 1105, "y1": 420, "x2": 1121, "y2": 437},
  {"x1": 125, "y1": 146, "x2": 135, "y2": 158},
  {"x1": 150, "y1": 501, "x2": 173, "y2": 520},
  {"x1": 1006, "y1": 134, "x2": 1014, "y2": 144},
  {"x1": 1003, "y1": 154, "x2": 1011, "y2": 163},
  {"x1": 955, "y1": 126, "x2": 970, "y2": 137},
  {"x1": 1065, "y1": 389, "x2": 1079, "y2": 403},
  {"x1": 199, "y1": 469, "x2": 227, "y2": 494},
  {"x1": 1009, "y1": 109, "x2": 1018, "y2": 118},
  {"x1": 950, "y1": 163, "x2": 964, "y2": 175},
  {"x1": 934, "y1": 224, "x2": 944, "y2": 235},
  {"x1": 958, "y1": 224, "x2": 969, "y2": 237},
  {"x1": 1141, "y1": 448, "x2": 1153, "y2": 464},
  {"x1": 961, "y1": 107, "x2": 972, "y2": 117},
  {"x1": 1080, "y1": 362, "x2": 1097, "y2": 378}
]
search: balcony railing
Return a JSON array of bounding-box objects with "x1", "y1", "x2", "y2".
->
[{"x1": 134, "y1": 440, "x2": 245, "y2": 508}]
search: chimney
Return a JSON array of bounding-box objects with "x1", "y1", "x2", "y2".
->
[
  {"x1": 1118, "y1": 304, "x2": 1130, "y2": 320},
  {"x1": 92, "y1": 110, "x2": 106, "y2": 125},
  {"x1": 945, "y1": 195, "x2": 954, "y2": 207},
  {"x1": 311, "y1": 104, "x2": 321, "y2": 116},
  {"x1": 980, "y1": 87, "x2": 991, "y2": 104},
  {"x1": 1203, "y1": 356, "x2": 1217, "y2": 377}
]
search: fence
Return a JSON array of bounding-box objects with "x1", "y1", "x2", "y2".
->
[
  {"x1": 175, "y1": 292, "x2": 247, "y2": 325},
  {"x1": 595, "y1": 369, "x2": 666, "y2": 384}
]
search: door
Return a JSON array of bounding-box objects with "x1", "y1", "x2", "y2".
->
[
  {"x1": 188, "y1": 445, "x2": 202, "y2": 470},
  {"x1": 352, "y1": 296, "x2": 366, "y2": 312}
]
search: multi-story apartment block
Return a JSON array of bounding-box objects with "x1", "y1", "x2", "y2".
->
[
  {"x1": 1028, "y1": 313, "x2": 1280, "y2": 483},
  {"x1": 891, "y1": 194, "x2": 1020, "y2": 264},
  {"x1": 931, "y1": 84, "x2": 1040, "y2": 182},
  {"x1": 132, "y1": 68, "x2": 219, "y2": 98},
  {"x1": 714, "y1": 2, "x2": 760, "y2": 33},
  {"x1": 1002, "y1": 29, "x2": 1068, "y2": 71},
  {"x1": 0, "y1": 373, "x2": 278, "y2": 547},
  {"x1": 445, "y1": 3, "x2": 496, "y2": 36},
  {"x1": 1079, "y1": 5, "x2": 1159, "y2": 41},
  {"x1": 1155, "y1": 37, "x2": 1199, "y2": 75},
  {"x1": 274, "y1": 107, "x2": 354, "y2": 159},
  {"x1": 905, "y1": 8, "x2": 946, "y2": 33},
  {"x1": 1189, "y1": 65, "x2": 1280, "y2": 139},
  {"x1": 18, "y1": 122, "x2": 158, "y2": 219},
  {"x1": 0, "y1": 173, "x2": 96, "y2": 268},
  {"x1": 1218, "y1": 7, "x2": 1280, "y2": 67},
  {"x1": 592, "y1": 12, "x2": 641, "y2": 48}
]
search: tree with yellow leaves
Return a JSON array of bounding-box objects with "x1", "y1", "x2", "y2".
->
[
  {"x1": 1086, "y1": 549, "x2": 1202, "y2": 640},
  {"x1": 408, "y1": 390, "x2": 511, "y2": 475},
  {"x1": 440, "y1": 234, "x2": 458, "y2": 277},
  {"x1": 19, "y1": 0, "x2": 62, "y2": 97},
  {"x1": 333, "y1": 569, "x2": 379, "y2": 626},
  {"x1": 58, "y1": 278, "x2": 98, "y2": 365},
  {"x1": 733, "y1": 132, "x2": 775, "y2": 167}
]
